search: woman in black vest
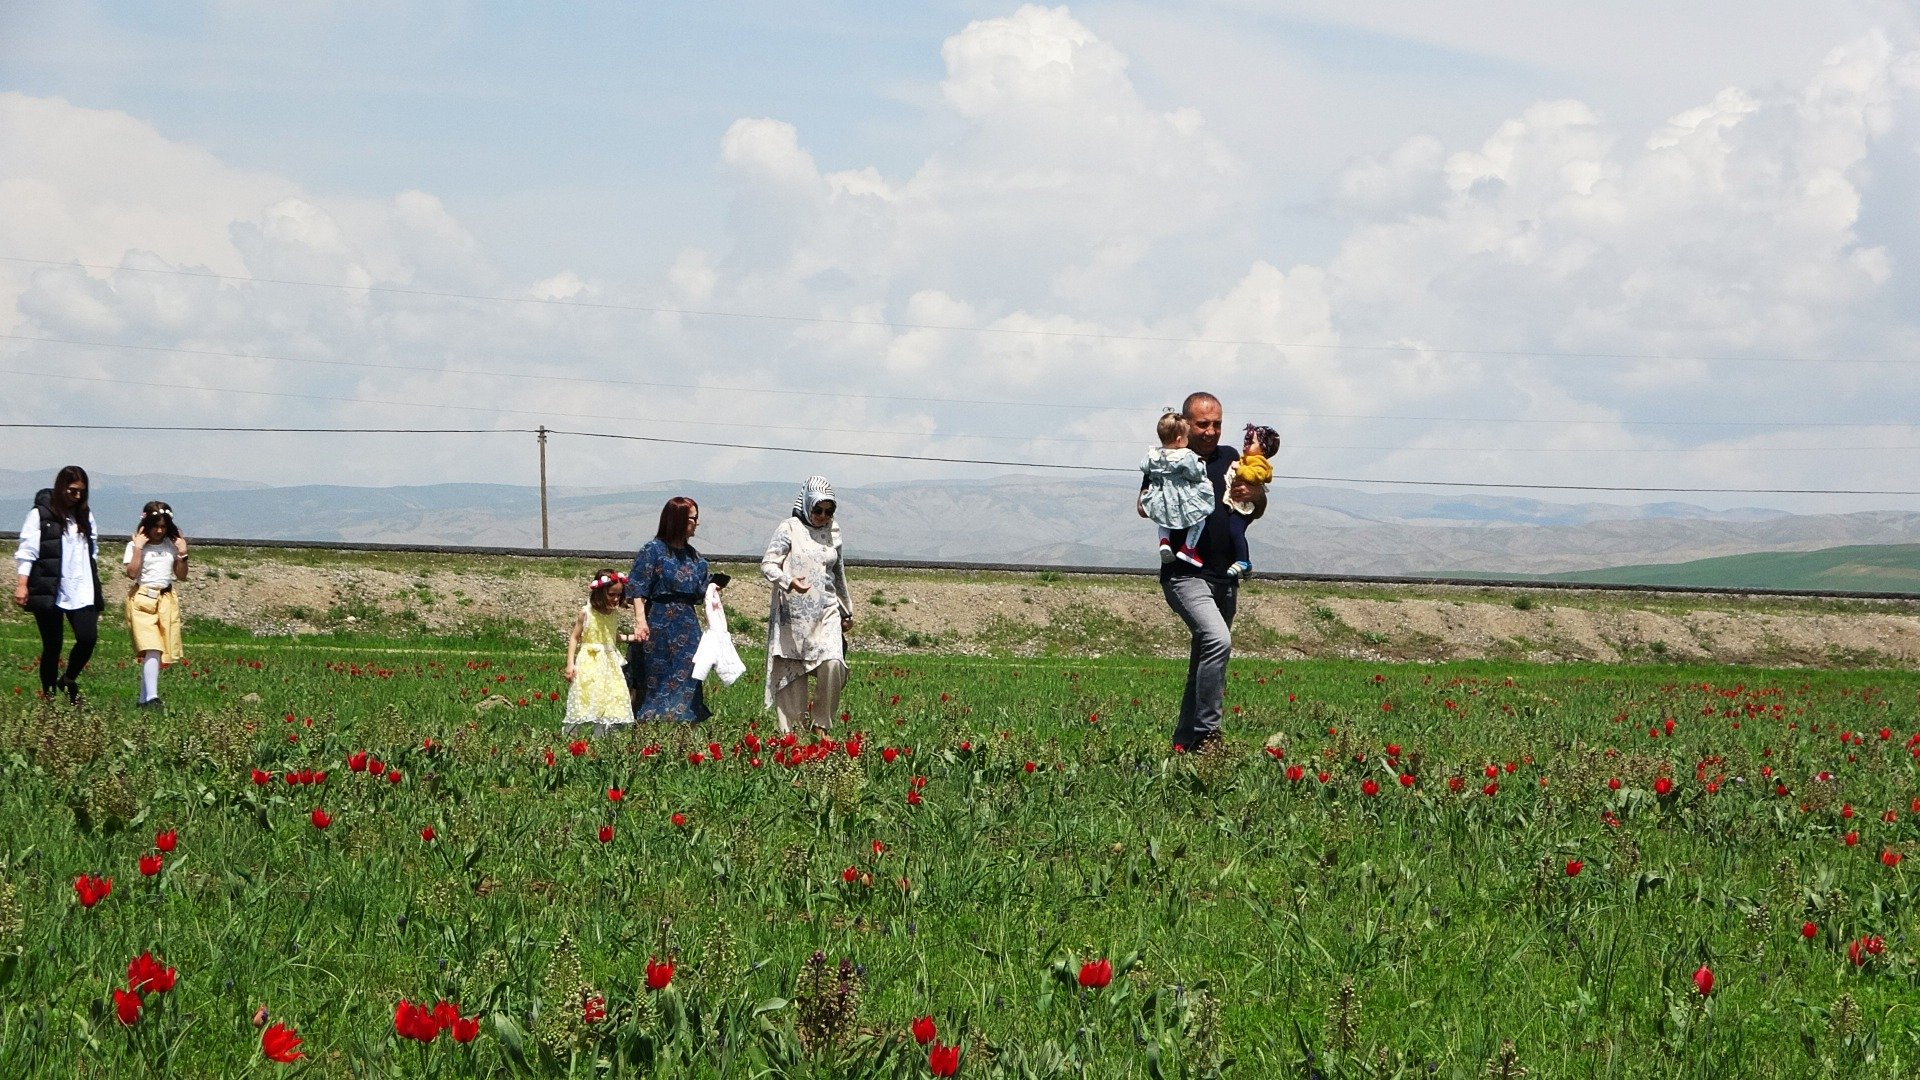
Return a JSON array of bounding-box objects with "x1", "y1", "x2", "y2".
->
[{"x1": 11, "y1": 466, "x2": 103, "y2": 703}]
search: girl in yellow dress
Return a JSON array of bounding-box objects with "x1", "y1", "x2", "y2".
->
[{"x1": 563, "y1": 569, "x2": 633, "y2": 736}]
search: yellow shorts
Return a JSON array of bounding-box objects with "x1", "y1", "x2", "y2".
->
[{"x1": 125, "y1": 585, "x2": 184, "y2": 664}]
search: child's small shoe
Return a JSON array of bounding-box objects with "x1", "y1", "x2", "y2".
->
[
  {"x1": 1158, "y1": 539, "x2": 1174, "y2": 564},
  {"x1": 1227, "y1": 560, "x2": 1252, "y2": 579},
  {"x1": 1175, "y1": 545, "x2": 1204, "y2": 567}
]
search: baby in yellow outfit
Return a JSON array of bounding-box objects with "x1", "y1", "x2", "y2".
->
[{"x1": 1223, "y1": 425, "x2": 1280, "y2": 578}]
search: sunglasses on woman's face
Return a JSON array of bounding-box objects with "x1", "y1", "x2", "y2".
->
[{"x1": 812, "y1": 505, "x2": 835, "y2": 518}]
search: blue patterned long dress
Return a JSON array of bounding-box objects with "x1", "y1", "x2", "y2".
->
[{"x1": 627, "y1": 538, "x2": 711, "y2": 723}]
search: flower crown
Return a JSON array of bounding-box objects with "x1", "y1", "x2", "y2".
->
[
  {"x1": 145, "y1": 508, "x2": 172, "y2": 518},
  {"x1": 590, "y1": 572, "x2": 628, "y2": 590}
]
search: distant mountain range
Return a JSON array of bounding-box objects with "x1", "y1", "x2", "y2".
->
[{"x1": 5, "y1": 468, "x2": 1919, "y2": 587}]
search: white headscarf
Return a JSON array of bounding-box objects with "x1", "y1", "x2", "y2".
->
[{"x1": 789, "y1": 475, "x2": 841, "y2": 542}]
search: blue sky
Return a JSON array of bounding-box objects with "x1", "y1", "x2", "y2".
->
[{"x1": 2, "y1": 1, "x2": 1918, "y2": 511}]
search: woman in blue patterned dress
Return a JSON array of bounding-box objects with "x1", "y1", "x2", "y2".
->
[{"x1": 626, "y1": 497, "x2": 711, "y2": 723}]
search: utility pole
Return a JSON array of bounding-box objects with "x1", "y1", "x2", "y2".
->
[{"x1": 537, "y1": 425, "x2": 550, "y2": 550}]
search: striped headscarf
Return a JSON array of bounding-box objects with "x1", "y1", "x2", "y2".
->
[{"x1": 791, "y1": 475, "x2": 836, "y2": 522}]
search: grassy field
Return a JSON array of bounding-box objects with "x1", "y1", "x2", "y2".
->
[
  {"x1": 1, "y1": 624, "x2": 1918, "y2": 1077},
  {"x1": 1472, "y1": 544, "x2": 1920, "y2": 595}
]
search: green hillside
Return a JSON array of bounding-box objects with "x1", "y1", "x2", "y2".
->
[{"x1": 1474, "y1": 543, "x2": 1920, "y2": 593}]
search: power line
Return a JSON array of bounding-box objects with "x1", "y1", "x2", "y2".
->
[
  {"x1": 8, "y1": 366, "x2": 1918, "y2": 454},
  {"x1": 6, "y1": 331, "x2": 1913, "y2": 432},
  {"x1": 0, "y1": 365, "x2": 1127, "y2": 446},
  {"x1": 5, "y1": 254, "x2": 1914, "y2": 366},
  {"x1": 7, "y1": 418, "x2": 1920, "y2": 494},
  {"x1": 0, "y1": 423, "x2": 513, "y2": 434},
  {"x1": 554, "y1": 429, "x2": 1920, "y2": 494}
]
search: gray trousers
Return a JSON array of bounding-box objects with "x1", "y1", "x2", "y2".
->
[
  {"x1": 1161, "y1": 575, "x2": 1237, "y2": 750},
  {"x1": 771, "y1": 657, "x2": 848, "y2": 732}
]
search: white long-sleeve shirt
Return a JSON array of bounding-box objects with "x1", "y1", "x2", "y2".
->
[{"x1": 14, "y1": 508, "x2": 100, "y2": 610}]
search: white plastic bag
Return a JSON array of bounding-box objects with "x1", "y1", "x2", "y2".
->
[{"x1": 691, "y1": 582, "x2": 746, "y2": 684}]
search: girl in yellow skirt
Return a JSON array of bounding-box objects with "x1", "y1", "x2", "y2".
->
[
  {"x1": 124, "y1": 501, "x2": 187, "y2": 710},
  {"x1": 562, "y1": 569, "x2": 633, "y2": 736}
]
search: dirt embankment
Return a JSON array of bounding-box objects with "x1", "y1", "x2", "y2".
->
[{"x1": 169, "y1": 548, "x2": 1920, "y2": 668}]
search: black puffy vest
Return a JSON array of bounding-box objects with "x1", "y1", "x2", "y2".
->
[{"x1": 23, "y1": 488, "x2": 103, "y2": 614}]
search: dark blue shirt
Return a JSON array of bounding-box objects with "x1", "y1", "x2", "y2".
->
[{"x1": 1158, "y1": 444, "x2": 1239, "y2": 582}]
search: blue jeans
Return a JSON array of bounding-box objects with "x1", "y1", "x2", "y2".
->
[{"x1": 1162, "y1": 575, "x2": 1236, "y2": 750}]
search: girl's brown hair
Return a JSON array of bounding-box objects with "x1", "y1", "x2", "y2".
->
[
  {"x1": 50, "y1": 465, "x2": 93, "y2": 537},
  {"x1": 139, "y1": 500, "x2": 180, "y2": 542},
  {"x1": 1156, "y1": 412, "x2": 1188, "y2": 445},
  {"x1": 656, "y1": 496, "x2": 699, "y2": 549},
  {"x1": 588, "y1": 568, "x2": 624, "y2": 612}
]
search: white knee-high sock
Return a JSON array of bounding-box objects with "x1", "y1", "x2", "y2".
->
[
  {"x1": 140, "y1": 652, "x2": 161, "y2": 703},
  {"x1": 1184, "y1": 518, "x2": 1206, "y2": 548}
]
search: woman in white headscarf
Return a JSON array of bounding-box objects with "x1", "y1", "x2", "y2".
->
[{"x1": 761, "y1": 476, "x2": 853, "y2": 733}]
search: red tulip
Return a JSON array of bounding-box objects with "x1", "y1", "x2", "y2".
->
[
  {"x1": 671, "y1": 812, "x2": 687, "y2": 827},
  {"x1": 582, "y1": 995, "x2": 607, "y2": 1024},
  {"x1": 251, "y1": 769, "x2": 272, "y2": 786},
  {"x1": 139, "y1": 853, "x2": 163, "y2": 877},
  {"x1": 451, "y1": 1015, "x2": 480, "y2": 1043},
  {"x1": 74, "y1": 874, "x2": 112, "y2": 908},
  {"x1": 368, "y1": 758, "x2": 385, "y2": 775},
  {"x1": 1286, "y1": 764, "x2": 1305, "y2": 783},
  {"x1": 113, "y1": 987, "x2": 143, "y2": 1026},
  {"x1": 1482, "y1": 781, "x2": 1498, "y2": 797},
  {"x1": 646, "y1": 956, "x2": 674, "y2": 990},
  {"x1": 1361, "y1": 779, "x2": 1380, "y2": 797},
  {"x1": 261, "y1": 1021, "x2": 304, "y2": 1062},
  {"x1": 310, "y1": 809, "x2": 331, "y2": 829},
  {"x1": 154, "y1": 830, "x2": 177, "y2": 853},
  {"x1": 1565, "y1": 860, "x2": 1583, "y2": 877},
  {"x1": 842, "y1": 865, "x2": 858, "y2": 883},
  {"x1": 1398, "y1": 773, "x2": 1415, "y2": 788},
  {"x1": 1654, "y1": 777, "x2": 1674, "y2": 796},
  {"x1": 568, "y1": 740, "x2": 589, "y2": 757},
  {"x1": 1883, "y1": 849, "x2": 1903, "y2": 867},
  {"x1": 1843, "y1": 831, "x2": 1858, "y2": 847},
  {"x1": 1692, "y1": 965, "x2": 1713, "y2": 997},
  {"x1": 607, "y1": 788, "x2": 624, "y2": 802},
  {"x1": 598, "y1": 825, "x2": 614, "y2": 844},
  {"x1": 906, "y1": 790, "x2": 923, "y2": 806},
  {"x1": 928, "y1": 1040, "x2": 960, "y2": 1077},
  {"x1": 882, "y1": 747, "x2": 899, "y2": 763},
  {"x1": 387, "y1": 769, "x2": 403, "y2": 784},
  {"x1": 394, "y1": 999, "x2": 440, "y2": 1042},
  {"x1": 127, "y1": 951, "x2": 177, "y2": 994},
  {"x1": 347, "y1": 751, "x2": 368, "y2": 772},
  {"x1": 1024, "y1": 761, "x2": 1037, "y2": 773},
  {"x1": 1607, "y1": 777, "x2": 1621, "y2": 790},
  {"x1": 1447, "y1": 776, "x2": 1464, "y2": 793},
  {"x1": 420, "y1": 826, "x2": 436, "y2": 842},
  {"x1": 432, "y1": 1001, "x2": 460, "y2": 1031},
  {"x1": 911, "y1": 1015, "x2": 937, "y2": 1045},
  {"x1": 1077, "y1": 958, "x2": 1113, "y2": 989},
  {"x1": 1801, "y1": 922, "x2": 1818, "y2": 939}
]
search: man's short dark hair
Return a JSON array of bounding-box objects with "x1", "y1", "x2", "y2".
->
[{"x1": 1181, "y1": 392, "x2": 1220, "y2": 417}]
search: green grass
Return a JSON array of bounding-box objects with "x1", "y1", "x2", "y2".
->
[
  {"x1": 0, "y1": 629, "x2": 1918, "y2": 1077},
  {"x1": 1454, "y1": 543, "x2": 1920, "y2": 595}
]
